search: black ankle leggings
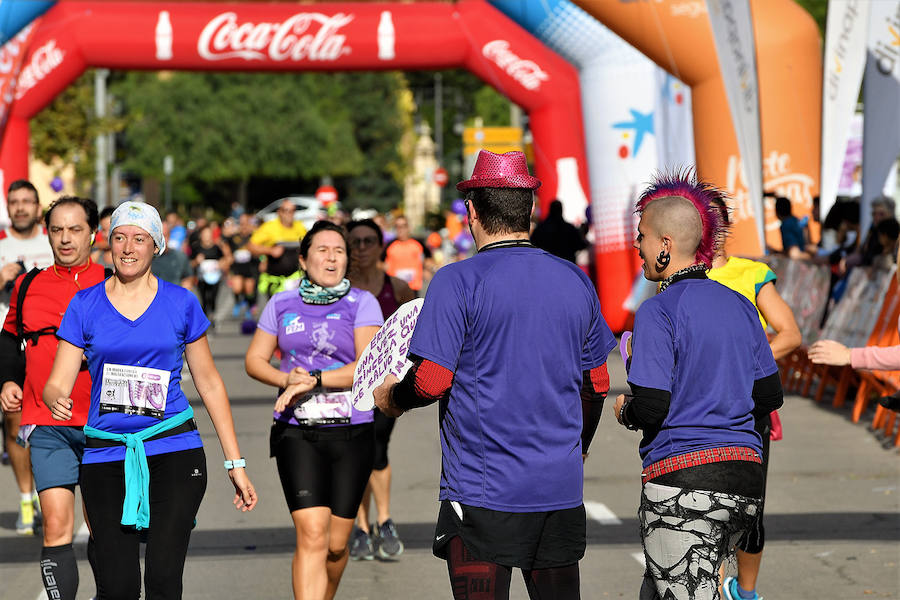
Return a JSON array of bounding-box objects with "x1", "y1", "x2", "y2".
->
[
  {"x1": 81, "y1": 448, "x2": 207, "y2": 600},
  {"x1": 446, "y1": 536, "x2": 581, "y2": 600}
]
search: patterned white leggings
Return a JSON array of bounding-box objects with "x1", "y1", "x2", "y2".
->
[{"x1": 638, "y1": 482, "x2": 761, "y2": 600}]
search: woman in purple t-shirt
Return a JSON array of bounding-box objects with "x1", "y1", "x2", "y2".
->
[{"x1": 245, "y1": 220, "x2": 382, "y2": 599}]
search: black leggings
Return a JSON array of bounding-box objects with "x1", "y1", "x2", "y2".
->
[
  {"x1": 197, "y1": 281, "x2": 220, "y2": 318},
  {"x1": 81, "y1": 448, "x2": 207, "y2": 600},
  {"x1": 446, "y1": 536, "x2": 580, "y2": 600}
]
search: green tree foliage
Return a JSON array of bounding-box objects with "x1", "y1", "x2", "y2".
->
[
  {"x1": 110, "y1": 71, "x2": 409, "y2": 211},
  {"x1": 31, "y1": 70, "x2": 122, "y2": 188}
]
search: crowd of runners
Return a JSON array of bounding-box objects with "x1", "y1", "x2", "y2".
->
[{"x1": 0, "y1": 152, "x2": 896, "y2": 600}]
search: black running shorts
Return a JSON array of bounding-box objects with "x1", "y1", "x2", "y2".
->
[
  {"x1": 270, "y1": 421, "x2": 374, "y2": 518},
  {"x1": 433, "y1": 500, "x2": 586, "y2": 570}
]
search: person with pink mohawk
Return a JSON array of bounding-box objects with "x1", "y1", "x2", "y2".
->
[{"x1": 613, "y1": 171, "x2": 784, "y2": 600}]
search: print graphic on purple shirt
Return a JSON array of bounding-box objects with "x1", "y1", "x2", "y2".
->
[
  {"x1": 628, "y1": 278, "x2": 778, "y2": 468},
  {"x1": 257, "y1": 288, "x2": 383, "y2": 426},
  {"x1": 409, "y1": 247, "x2": 616, "y2": 512}
]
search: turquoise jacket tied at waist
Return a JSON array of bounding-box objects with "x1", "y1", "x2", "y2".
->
[{"x1": 83, "y1": 406, "x2": 195, "y2": 530}]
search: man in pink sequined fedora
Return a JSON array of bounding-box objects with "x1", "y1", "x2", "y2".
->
[{"x1": 373, "y1": 149, "x2": 616, "y2": 600}]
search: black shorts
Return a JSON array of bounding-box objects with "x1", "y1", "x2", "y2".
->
[
  {"x1": 230, "y1": 261, "x2": 259, "y2": 279},
  {"x1": 373, "y1": 407, "x2": 396, "y2": 471},
  {"x1": 433, "y1": 500, "x2": 586, "y2": 570},
  {"x1": 270, "y1": 421, "x2": 374, "y2": 518}
]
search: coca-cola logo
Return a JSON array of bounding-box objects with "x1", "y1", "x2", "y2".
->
[
  {"x1": 0, "y1": 24, "x2": 34, "y2": 75},
  {"x1": 198, "y1": 12, "x2": 353, "y2": 62},
  {"x1": 482, "y1": 40, "x2": 548, "y2": 91},
  {"x1": 16, "y1": 39, "x2": 65, "y2": 99}
]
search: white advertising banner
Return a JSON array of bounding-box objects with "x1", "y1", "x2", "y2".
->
[
  {"x1": 820, "y1": 0, "x2": 870, "y2": 221},
  {"x1": 861, "y1": 1, "x2": 900, "y2": 236},
  {"x1": 706, "y1": 0, "x2": 764, "y2": 249}
]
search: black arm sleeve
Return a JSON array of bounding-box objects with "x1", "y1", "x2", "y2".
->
[
  {"x1": 624, "y1": 383, "x2": 671, "y2": 429},
  {"x1": 751, "y1": 371, "x2": 784, "y2": 419},
  {"x1": 0, "y1": 330, "x2": 25, "y2": 387},
  {"x1": 580, "y1": 370, "x2": 606, "y2": 453}
]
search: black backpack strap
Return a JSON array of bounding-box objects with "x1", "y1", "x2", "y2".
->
[{"x1": 15, "y1": 267, "x2": 41, "y2": 346}]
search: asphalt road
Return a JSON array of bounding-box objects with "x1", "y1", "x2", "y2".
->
[{"x1": 1, "y1": 317, "x2": 898, "y2": 599}]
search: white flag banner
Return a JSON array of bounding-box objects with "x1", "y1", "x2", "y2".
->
[
  {"x1": 654, "y1": 69, "x2": 695, "y2": 173},
  {"x1": 706, "y1": 0, "x2": 764, "y2": 250},
  {"x1": 861, "y1": 1, "x2": 900, "y2": 236},
  {"x1": 820, "y1": 0, "x2": 871, "y2": 221}
]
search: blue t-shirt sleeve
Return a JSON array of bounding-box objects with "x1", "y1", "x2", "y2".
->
[
  {"x1": 354, "y1": 292, "x2": 384, "y2": 329},
  {"x1": 257, "y1": 294, "x2": 279, "y2": 336},
  {"x1": 57, "y1": 292, "x2": 86, "y2": 348},
  {"x1": 408, "y1": 269, "x2": 465, "y2": 372},
  {"x1": 582, "y1": 295, "x2": 616, "y2": 370},
  {"x1": 183, "y1": 290, "x2": 211, "y2": 343},
  {"x1": 627, "y1": 300, "x2": 675, "y2": 392}
]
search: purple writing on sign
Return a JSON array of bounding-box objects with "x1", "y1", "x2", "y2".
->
[{"x1": 351, "y1": 299, "x2": 424, "y2": 410}]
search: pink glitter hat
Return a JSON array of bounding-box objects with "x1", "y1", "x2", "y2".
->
[{"x1": 456, "y1": 150, "x2": 542, "y2": 191}]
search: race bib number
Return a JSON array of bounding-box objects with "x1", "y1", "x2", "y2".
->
[
  {"x1": 199, "y1": 259, "x2": 222, "y2": 285},
  {"x1": 100, "y1": 364, "x2": 170, "y2": 420},
  {"x1": 293, "y1": 391, "x2": 352, "y2": 425},
  {"x1": 233, "y1": 248, "x2": 252, "y2": 264}
]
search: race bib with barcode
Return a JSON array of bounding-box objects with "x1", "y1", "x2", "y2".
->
[
  {"x1": 100, "y1": 364, "x2": 170, "y2": 420},
  {"x1": 292, "y1": 391, "x2": 352, "y2": 425}
]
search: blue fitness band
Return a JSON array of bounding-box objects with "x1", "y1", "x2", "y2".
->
[{"x1": 224, "y1": 458, "x2": 246, "y2": 470}]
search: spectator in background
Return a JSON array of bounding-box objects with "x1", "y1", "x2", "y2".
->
[
  {"x1": 165, "y1": 211, "x2": 188, "y2": 253},
  {"x1": 0, "y1": 179, "x2": 53, "y2": 537},
  {"x1": 873, "y1": 218, "x2": 900, "y2": 271},
  {"x1": 530, "y1": 199, "x2": 588, "y2": 264},
  {"x1": 91, "y1": 206, "x2": 115, "y2": 269},
  {"x1": 226, "y1": 213, "x2": 261, "y2": 319},
  {"x1": 809, "y1": 242, "x2": 900, "y2": 413},
  {"x1": 382, "y1": 215, "x2": 434, "y2": 294},
  {"x1": 845, "y1": 196, "x2": 896, "y2": 269},
  {"x1": 345, "y1": 218, "x2": 415, "y2": 562},
  {"x1": 192, "y1": 225, "x2": 232, "y2": 326},
  {"x1": 152, "y1": 219, "x2": 194, "y2": 288},
  {"x1": 775, "y1": 196, "x2": 811, "y2": 260},
  {"x1": 247, "y1": 199, "x2": 307, "y2": 297}
]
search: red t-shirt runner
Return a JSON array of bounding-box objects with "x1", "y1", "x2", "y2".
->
[{"x1": 2, "y1": 261, "x2": 107, "y2": 426}]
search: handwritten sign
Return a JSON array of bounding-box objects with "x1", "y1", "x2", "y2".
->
[{"x1": 351, "y1": 298, "x2": 424, "y2": 411}]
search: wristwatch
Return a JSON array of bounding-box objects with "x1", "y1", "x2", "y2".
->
[{"x1": 309, "y1": 369, "x2": 323, "y2": 390}]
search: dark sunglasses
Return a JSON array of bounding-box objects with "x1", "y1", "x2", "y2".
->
[{"x1": 349, "y1": 236, "x2": 380, "y2": 249}]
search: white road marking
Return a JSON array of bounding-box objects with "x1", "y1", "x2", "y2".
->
[
  {"x1": 584, "y1": 501, "x2": 644, "y2": 566},
  {"x1": 584, "y1": 501, "x2": 622, "y2": 525}
]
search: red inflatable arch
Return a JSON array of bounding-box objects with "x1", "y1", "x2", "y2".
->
[{"x1": 0, "y1": 0, "x2": 589, "y2": 238}]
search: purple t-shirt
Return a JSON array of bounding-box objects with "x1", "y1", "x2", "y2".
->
[
  {"x1": 257, "y1": 287, "x2": 383, "y2": 426},
  {"x1": 628, "y1": 277, "x2": 778, "y2": 467},
  {"x1": 409, "y1": 247, "x2": 616, "y2": 512}
]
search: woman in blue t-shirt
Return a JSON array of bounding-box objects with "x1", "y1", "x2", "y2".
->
[
  {"x1": 245, "y1": 220, "x2": 382, "y2": 599},
  {"x1": 44, "y1": 201, "x2": 257, "y2": 599}
]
